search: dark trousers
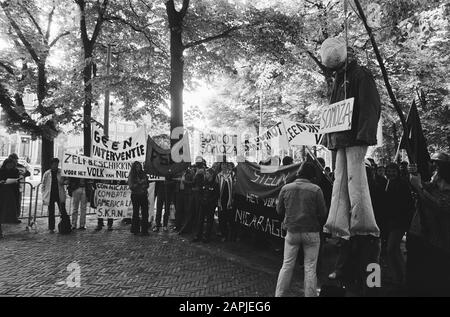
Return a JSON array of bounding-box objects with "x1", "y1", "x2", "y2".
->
[
  {"x1": 156, "y1": 195, "x2": 170, "y2": 227},
  {"x1": 131, "y1": 193, "x2": 149, "y2": 233},
  {"x1": 48, "y1": 197, "x2": 67, "y2": 230},
  {"x1": 406, "y1": 235, "x2": 450, "y2": 297},
  {"x1": 97, "y1": 218, "x2": 113, "y2": 227},
  {"x1": 218, "y1": 203, "x2": 236, "y2": 240},
  {"x1": 195, "y1": 203, "x2": 215, "y2": 240},
  {"x1": 333, "y1": 235, "x2": 381, "y2": 296},
  {"x1": 174, "y1": 190, "x2": 185, "y2": 230},
  {"x1": 179, "y1": 190, "x2": 196, "y2": 234}
]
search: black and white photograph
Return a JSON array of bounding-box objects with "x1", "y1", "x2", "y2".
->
[{"x1": 0, "y1": 0, "x2": 449, "y2": 303}]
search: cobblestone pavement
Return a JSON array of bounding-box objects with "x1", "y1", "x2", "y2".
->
[{"x1": 0, "y1": 216, "x2": 308, "y2": 297}]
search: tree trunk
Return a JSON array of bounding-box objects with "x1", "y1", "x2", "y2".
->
[
  {"x1": 83, "y1": 48, "x2": 93, "y2": 156},
  {"x1": 37, "y1": 60, "x2": 54, "y2": 173},
  {"x1": 166, "y1": 0, "x2": 188, "y2": 148},
  {"x1": 169, "y1": 29, "x2": 184, "y2": 147},
  {"x1": 41, "y1": 138, "x2": 53, "y2": 173}
]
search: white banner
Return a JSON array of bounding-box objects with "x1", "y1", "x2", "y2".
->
[
  {"x1": 91, "y1": 124, "x2": 146, "y2": 162},
  {"x1": 282, "y1": 120, "x2": 323, "y2": 146},
  {"x1": 62, "y1": 152, "x2": 133, "y2": 180},
  {"x1": 199, "y1": 131, "x2": 238, "y2": 156},
  {"x1": 243, "y1": 121, "x2": 290, "y2": 155},
  {"x1": 319, "y1": 97, "x2": 354, "y2": 134},
  {"x1": 94, "y1": 183, "x2": 132, "y2": 219}
]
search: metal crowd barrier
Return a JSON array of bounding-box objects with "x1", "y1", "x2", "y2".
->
[{"x1": 18, "y1": 182, "x2": 97, "y2": 232}]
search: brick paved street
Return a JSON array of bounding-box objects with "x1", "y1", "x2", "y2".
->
[{"x1": 0, "y1": 216, "x2": 308, "y2": 297}]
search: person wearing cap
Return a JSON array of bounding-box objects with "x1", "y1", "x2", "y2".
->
[
  {"x1": 41, "y1": 158, "x2": 68, "y2": 233},
  {"x1": 406, "y1": 152, "x2": 450, "y2": 296}
]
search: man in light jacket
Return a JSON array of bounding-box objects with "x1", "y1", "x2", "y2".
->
[
  {"x1": 275, "y1": 162, "x2": 327, "y2": 297},
  {"x1": 41, "y1": 158, "x2": 67, "y2": 233}
]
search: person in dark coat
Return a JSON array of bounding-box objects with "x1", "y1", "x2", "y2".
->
[
  {"x1": 406, "y1": 152, "x2": 450, "y2": 296},
  {"x1": 9, "y1": 153, "x2": 30, "y2": 222},
  {"x1": 128, "y1": 161, "x2": 150, "y2": 235},
  {"x1": 0, "y1": 159, "x2": 21, "y2": 236},
  {"x1": 178, "y1": 166, "x2": 196, "y2": 234},
  {"x1": 193, "y1": 168, "x2": 219, "y2": 243},
  {"x1": 384, "y1": 163, "x2": 414, "y2": 286}
]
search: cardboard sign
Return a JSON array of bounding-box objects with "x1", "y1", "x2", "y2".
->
[
  {"x1": 282, "y1": 120, "x2": 323, "y2": 146},
  {"x1": 94, "y1": 183, "x2": 132, "y2": 218},
  {"x1": 243, "y1": 122, "x2": 290, "y2": 156},
  {"x1": 319, "y1": 98, "x2": 354, "y2": 134}
]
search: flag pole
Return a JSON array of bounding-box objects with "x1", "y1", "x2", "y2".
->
[{"x1": 353, "y1": 0, "x2": 414, "y2": 163}]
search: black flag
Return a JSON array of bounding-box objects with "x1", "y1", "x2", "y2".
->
[{"x1": 398, "y1": 100, "x2": 431, "y2": 181}]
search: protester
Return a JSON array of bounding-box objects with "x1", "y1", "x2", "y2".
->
[
  {"x1": 9, "y1": 153, "x2": 29, "y2": 222},
  {"x1": 406, "y1": 152, "x2": 450, "y2": 296},
  {"x1": 68, "y1": 177, "x2": 88, "y2": 230},
  {"x1": 41, "y1": 158, "x2": 68, "y2": 234},
  {"x1": 0, "y1": 159, "x2": 21, "y2": 235},
  {"x1": 178, "y1": 166, "x2": 196, "y2": 234},
  {"x1": 153, "y1": 180, "x2": 174, "y2": 233},
  {"x1": 384, "y1": 162, "x2": 414, "y2": 286},
  {"x1": 193, "y1": 168, "x2": 219, "y2": 243},
  {"x1": 216, "y1": 162, "x2": 234, "y2": 242},
  {"x1": 128, "y1": 161, "x2": 150, "y2": 236},
  {"x1": 275, "y1": 162, "x2": 328, "y2": 297}
]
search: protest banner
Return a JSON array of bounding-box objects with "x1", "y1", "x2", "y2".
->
[
  {"x1": 94, "y1": 183, "x2": 132, "y2": 218},
  {"x1": 319, "y1": 97, "x2": 354, "y2": 134},
  {"x1": 243, "y1": 122, "x2": 290, "y2": 157},
  {"x1": 282, "y1": 119, "x2": 323, "y2": 146},
  {"x1": 199, "y1": 131, "x2": 238, "y2": 156},
  {"x1": 62, "y1": 152, "x2": 133, "y2": 180},
  {"x1": 91, "y1": 124, "x2": 146, "y2": 162},
  {"x1": 233, "y1": 161, "x2": 301, "y2": 238},
  {"x1": 144, "y1": 136, "x2": 190, "y2": 177}
]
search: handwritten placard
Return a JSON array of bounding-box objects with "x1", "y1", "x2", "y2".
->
[{"x1": 319, "y1": 98, "x2": 354, "y2": 134}]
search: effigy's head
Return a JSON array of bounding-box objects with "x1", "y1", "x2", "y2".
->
[{"x1": 320, "y1": 37, "x2": 347, "y2": 70}]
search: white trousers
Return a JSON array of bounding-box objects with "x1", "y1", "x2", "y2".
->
[
  {"x1": 324, "y1": 146, "x2": 380, "y2": 239},
  {"x1": 275, "y1": 232, "x2": 320, "y2": 297}
]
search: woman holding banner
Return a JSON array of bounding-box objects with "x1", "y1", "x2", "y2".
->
[{"x1": 128, "y1": 161, "x2": 150, "y2": 236}]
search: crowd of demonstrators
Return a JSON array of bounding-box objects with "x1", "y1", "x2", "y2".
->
[
  {"x1": 275, "y1": 162, "x2": 328, "y2": 297},
  {"x1": 406, "y1": 152, "x2": 450, "y2": 296},
  {"x1": 128, "y1": 161, "x2": 150, "y2": 236}
]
